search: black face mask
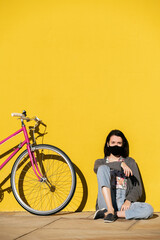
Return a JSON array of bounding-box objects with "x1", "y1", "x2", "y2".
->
[{"x1": 108, "y1": 145, "x2": 124, "y2": 156}]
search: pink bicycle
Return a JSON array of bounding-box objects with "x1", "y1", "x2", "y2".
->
[{"x1": 1, "y1": 111, "x2": 76, "y2": 215}]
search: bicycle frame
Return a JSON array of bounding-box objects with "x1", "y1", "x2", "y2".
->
[{"x1": 0, "y1": 122, "x2": 42, "y2": 180}]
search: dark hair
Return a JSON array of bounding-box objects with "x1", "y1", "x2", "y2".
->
[{"x1": 104, "y1": 129, "x2": 129, "y2": 158}]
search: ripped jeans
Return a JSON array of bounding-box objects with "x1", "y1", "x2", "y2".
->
[{"x1": 97, "y1": 165, "x2": 153, "y2": 219}]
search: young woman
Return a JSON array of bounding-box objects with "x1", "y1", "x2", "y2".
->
[{"x1": 93, "y1": 130, "x2": 153, "y2": 223}]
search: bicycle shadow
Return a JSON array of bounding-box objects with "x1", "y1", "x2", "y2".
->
[
  {"x1": 72, "y1": 164, "x2": 88, "y2": 212},
  {"x1": 0, "y1": 122, "x2": 88, "y2": 212}
]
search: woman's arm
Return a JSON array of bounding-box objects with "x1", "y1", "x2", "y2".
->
[
  {"x1": 94, "y1": 158, "x2": 122, "y2": 173},
  {"x1": 125, "y1": 159, "x2": 143, "y2": 202},
  {"x1": 121, "y1": 161, "x2": 133, "y2": 177},
  {"x1": 94, "y1": 157, "x2": 134, "y2": 176}
]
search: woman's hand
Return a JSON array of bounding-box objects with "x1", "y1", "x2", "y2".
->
[
  {"x1": 121, "y1": 200, "x2": 131, "y2": 211},
  {"x1": 121, "y1": 162, "x2": 133, "y2": 177}
]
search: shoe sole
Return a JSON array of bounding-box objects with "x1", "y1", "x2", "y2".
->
[
  {"x1": 104, "y1": 219, "x2": 115, "y2": 223},
  {"x1": 104, "y1": 217, "x2": 117, "y2": 223}
]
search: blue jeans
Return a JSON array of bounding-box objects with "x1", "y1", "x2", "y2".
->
[{"x1": 97, "y1": 165, "x2": 153, "y2": 219}]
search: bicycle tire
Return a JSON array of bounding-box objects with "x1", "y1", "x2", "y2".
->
[{"x1": 11, "y1": 144, "x2": 76, "y2": 216}]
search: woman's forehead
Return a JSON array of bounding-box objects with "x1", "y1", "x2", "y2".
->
[{"x1": 109, "y1": 135, "x2": 123, "y2": 142}]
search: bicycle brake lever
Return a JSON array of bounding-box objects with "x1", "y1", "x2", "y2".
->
[
  {"x1": 35, "y1": 117, "x2": 46, "y2": 127},
  {"x1": 35, "y1": 117, "x2": 41, "y2": 122}
]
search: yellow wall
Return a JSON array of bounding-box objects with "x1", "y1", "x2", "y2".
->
[{"x1": 0, "y1": 0, "x2": 160, "y2": 212}]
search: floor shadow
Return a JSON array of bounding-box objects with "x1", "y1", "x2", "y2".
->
[{"x1": 151, "y1": 214, "x2": 159, "y2": 219}]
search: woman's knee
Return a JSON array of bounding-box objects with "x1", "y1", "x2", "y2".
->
[
  {"x1": 97, "y1": 165, "x2": 110, "y2": 176},
  {"x1": 135, "y1": 202, "x2": 154, "y2": 219},
  {"x1": 143, "y1": 203, "x2": 154, "y2": 219},
  {"x1": 125, "y1": 202, "x2": 154, "y2": 220}
]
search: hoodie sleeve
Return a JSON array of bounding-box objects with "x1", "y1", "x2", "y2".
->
[
  {"x1": 94, "y1": 158, "x2": 122, "y2": 173},
  {"x1": 125, "y1": 158, "x2": 143, "y2": 202}
]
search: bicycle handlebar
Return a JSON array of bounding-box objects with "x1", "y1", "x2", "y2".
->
[
  {"x1": 11, "y1": 113, "x2": 43, "y2": 124},
  {"x1": 11, "y1": 113, "x2": 24, "y2": 117}
]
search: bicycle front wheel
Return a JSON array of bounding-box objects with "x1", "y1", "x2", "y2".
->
[{"x1": 11, "y1": 144, "x2": 76, "y2": 216}]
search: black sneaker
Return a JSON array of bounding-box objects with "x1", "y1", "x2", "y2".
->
[
  {"x1": 93, "y1": 208, "x2": 107, "y2": 220},
  {"x1": 104, "y1": 213, "x2": 117, "y2": 223}
]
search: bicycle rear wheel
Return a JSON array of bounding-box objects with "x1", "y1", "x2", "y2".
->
[{"x1": 11, "y1": 144, "x2": 76, "y2": 216}]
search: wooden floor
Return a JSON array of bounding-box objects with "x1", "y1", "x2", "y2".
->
[{"x1": 0, "y1": 211, "x2": 160, "y2": 240}]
